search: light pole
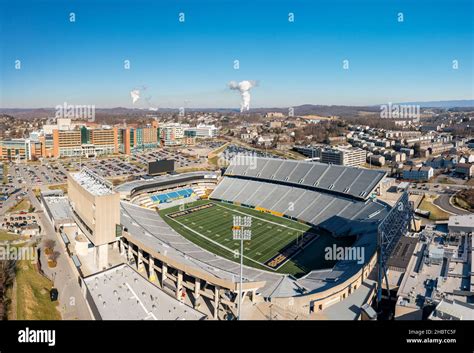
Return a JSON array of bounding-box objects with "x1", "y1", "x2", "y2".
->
[
  {"x1": 239, "y1": 236, "x2": 243, "y2": 320},
  {"x1": 232, "y1": 215, "x2": 252, "y2": 320}
]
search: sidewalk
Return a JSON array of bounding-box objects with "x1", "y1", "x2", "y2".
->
[{"x1": 32, "y1": 191, "x2": 92, "y2": 320}]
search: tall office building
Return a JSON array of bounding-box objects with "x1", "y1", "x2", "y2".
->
[
  {"x1": 184, "y1": 124, "x2": 218, "y2": 138},
  {"x1": 320, "y1": 146, "x2": 367, "y2": 167}
]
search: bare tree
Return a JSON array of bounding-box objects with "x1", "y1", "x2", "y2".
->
[
  {"x1": 0, "y1": 260, "x2": 17, "y2": 320},
  {"x1": 43, "y1": 239, "x2": 55, "y2": 250},
  {"x1": 50, "y1": 251, "x2": 61, "y2": 262}
]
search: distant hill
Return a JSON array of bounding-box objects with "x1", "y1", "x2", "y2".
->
[
  {"x1": 1, "y1": 100, "x2": 472, "y2": 119},
  {"x1": 249, "y1": 104, "x2": 379, "y2": 117},
  {"x1": 394, "y1": 100, "x2": 474, "y2": 108}
]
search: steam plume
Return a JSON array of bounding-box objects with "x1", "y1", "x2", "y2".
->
[{"x1": 228, "y1": 80, "x2": 258, "y2": 112}]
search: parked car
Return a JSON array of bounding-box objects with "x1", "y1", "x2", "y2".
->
[{"x1": 50, "y1": 288, "x2": 59, "y2": 301}]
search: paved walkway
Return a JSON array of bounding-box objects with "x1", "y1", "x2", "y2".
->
[{"x1": 29, "y1": 189, "x2": 92, "y2": 320}]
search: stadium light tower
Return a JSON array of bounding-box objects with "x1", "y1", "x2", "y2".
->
[{"x1": 232, "y1": 215, "x2": 252, "y2": 320}]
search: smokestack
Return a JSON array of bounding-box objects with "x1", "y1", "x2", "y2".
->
[{"x1": 229, "y1": 80, "x2": 258, "y2": 112}]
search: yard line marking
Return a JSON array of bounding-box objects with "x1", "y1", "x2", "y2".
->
[
  {"x1": 166, "y1": 216, "x2": 275, "y2": 271},
  {"x1": 214, "y1": 202, "x2": 311, "y2": 233}
]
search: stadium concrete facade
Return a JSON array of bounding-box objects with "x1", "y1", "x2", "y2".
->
[{"x1": 68, "y1": 169, "x2": 121, "y2": 269}]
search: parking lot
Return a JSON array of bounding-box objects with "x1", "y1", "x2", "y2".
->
[
  {"x1": 0, "y1": 185, "x2": 22, "y2": 214},
  {"x1": 8, "y1": 162, "x2": 69, "y2": 187},
  {"x1": 220, "y1": 144, "x2": 277, "y2": 163},
  {"x1": 4, "y1": 157, "x2": 147, "y2": 185},
  {"x1": 1, "y1": 143, "x2": 228, "y2": 191},
  {"x1": 130, "y1": 149, "x2": 206, "y2": 169},
  {"x1": 1, "y1": 212, "x2": 39, "y2": 232},
  {"x1": 79, "y1": 157, "x2": 147, "y2": 178}
]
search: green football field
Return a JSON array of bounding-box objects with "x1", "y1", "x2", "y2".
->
[{"x1": 159, "y1": 200, "x2": 354, "y2": 277}]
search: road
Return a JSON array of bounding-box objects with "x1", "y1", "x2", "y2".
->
[
  {"x1": 433, "y1": 193, "x2": 471, "y2": 216},
  {"x1": 0, "y1": 193, "x2": 17, "y2": 215}
]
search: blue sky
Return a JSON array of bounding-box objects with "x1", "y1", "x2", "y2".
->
[{"x1": 0, "y1": 0, "x2": 473, "y2": 108}]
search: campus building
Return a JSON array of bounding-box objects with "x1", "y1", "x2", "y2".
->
[
  {"x1": 159, "y1": 123, "x2": 186, "y2": 146},
  {"x1": 448, "y1": 214, "x2": 474, "y2": 235},
  {"x1": 117, "y1": 126, "x2": 160, "y2": 154},
  {"x1": 184, "y1": 124, "x2": 218, "y2": 138},
  {"x1": 319, "y1": 146, "x2": 367, "y2": 167},
  {"x1": 52, "y1": 127, "x2": 118, "y2": 158},
  {"x1": 0, "y1": 120, "x2": 211, "y2": 160},
  {"x1": 0, "y1": 138, "x2": 43, "y2": 161}
]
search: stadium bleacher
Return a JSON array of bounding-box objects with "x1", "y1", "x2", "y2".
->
[
  {"x1": 224, "y1": 157, "x2": 386, "y2": 200},
  {"x1": 150, "y1": 188, "x2": 194, "y2": 204},
  {"x1": 211, "y1": 178, "x2": 386, "y2": 236},
  {"x1": 211, "y1": 156, "x2": 388, "y2": 236}
]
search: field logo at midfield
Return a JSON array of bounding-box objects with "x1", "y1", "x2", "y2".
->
[
  {"x1": 324, "y1": 245, "x2": 365, "y2": 265},
  {"x1": 218, "y1": 150, "x2": 258, "y2": 170}
]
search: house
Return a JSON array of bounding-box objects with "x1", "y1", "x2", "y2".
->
[
  {"x1": 425, "y1": 155, "x2": 457, "y2": 169},
  {"x1": 458, "y1": 153, "x2": 474, "y2": 164},
  {"x1": 455, "y1": 163, "x2": 474, "y2": 179},
  {"x1": 256, "y1": 135, "x2": 274, "y2": 147},
  {"x1": 402, "y1": 166, "x2": 433, "y2": 181}
]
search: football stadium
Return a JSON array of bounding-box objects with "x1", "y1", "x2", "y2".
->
[
  {"x1": 159, "y1": 200, "x2": 353, "y2": 277},
  {"x1": 108, "y1": 156, "x2": 391, "y2": 319}
]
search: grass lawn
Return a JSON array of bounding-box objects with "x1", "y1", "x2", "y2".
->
[
  {"x1": 419, "y1": 195, "x2": 450, "y2": 221},
  {"x1": 48, "y1": 184, "x2": 68, "y2": 193},
  {"x1": 8, "y1": 198, "x2": 31, "y2": 213},
  {"x1": 0, "y1": 230, "x2": 20, "y2": 242},
  {"x1": 437, "y1": 177, "x2": 456, "y2": 185},
  {"x1": 159, "y1": 200, "x2": 352, "y2": 277},
  {"x1": 8, "y1": 257, "x2": 61, "y2": 320},
  {"x1": 33, "y1": 188, "x2": 41, "y2": 197},
  {"x1": 453, "y1": 189, "x2": 474, "y2": 211},
  {"x1": 207, "y1": 155, "x2": 223, "y2": 169},
  {"x1": 454, "y1": 196, "x2": 472, "y2": 211},
  {"x1": 209, "y1": 142, "x2": 229, "y2": 157},
  {"x1": 207, "y1": 142, "x2": 229, "y2": 168},
  {"x1": 128, "y1": 160, "x2": 146, "y2": 169}
]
